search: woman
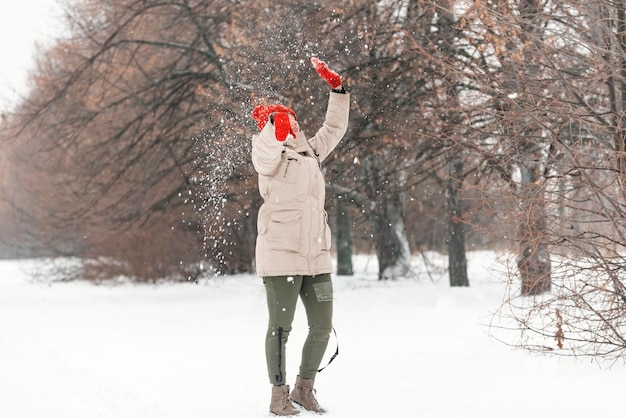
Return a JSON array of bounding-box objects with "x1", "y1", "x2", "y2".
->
[{"x1": 251, "y1": 57, "x2": 350, "y2": 416}]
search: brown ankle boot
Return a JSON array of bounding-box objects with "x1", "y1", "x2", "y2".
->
[
  {"x1": 289, "y1": 376, "x2": 326, "y2": 414},
  {"x1": 270, "y1": 385, "x2": 300, "y2": 416}
]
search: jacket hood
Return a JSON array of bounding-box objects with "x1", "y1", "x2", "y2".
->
[{"x1": 283, "y1": 131, "x2": 311, "y2": 154}]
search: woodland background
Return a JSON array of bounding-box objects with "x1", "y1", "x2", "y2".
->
[{"x1": 2, "y1": 0, "x2": 626, "y2": 359}]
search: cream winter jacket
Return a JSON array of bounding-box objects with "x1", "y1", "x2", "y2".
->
[{"x1": 252, "y1": 91, "x2": 350, "y2": 277}]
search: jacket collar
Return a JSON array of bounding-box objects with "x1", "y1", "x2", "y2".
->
[{"x1": 283, "y1": 131, "x2": 311, "y2": 154}]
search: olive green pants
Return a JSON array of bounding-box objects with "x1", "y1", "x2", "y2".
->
[{"x1": 263, "y1": 274, "x2": 333, "y2": 385}]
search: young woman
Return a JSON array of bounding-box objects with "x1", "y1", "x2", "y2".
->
[{"x1": 251, "y1": 58, "x2": 350, "y2": 416}]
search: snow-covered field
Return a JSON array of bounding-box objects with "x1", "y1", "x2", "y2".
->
[{"x1": 1, "y1": 252, "x2": 624, "y2": 418}]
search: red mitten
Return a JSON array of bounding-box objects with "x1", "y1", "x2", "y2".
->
[
  {"x1": 274, "y1": 113, "x2": 291, "y2": 142},
  {"x1": 311, "y1": 57, "x2": 342, "y2": 89}
]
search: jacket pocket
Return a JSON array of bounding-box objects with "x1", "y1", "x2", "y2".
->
[
  {"x1": 268, "y1": 209, "x2": 303, "y2": 251},
  {"x1": 282, "y1": 157, "x2": 300, "y2": 184}
]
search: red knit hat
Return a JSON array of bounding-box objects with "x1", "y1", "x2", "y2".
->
[{"x1": 252, "y1": 104, "x2": 297, "y2": 131}]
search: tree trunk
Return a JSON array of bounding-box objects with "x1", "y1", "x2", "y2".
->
[
  {"x1": 446, "y1": 157, "x2": 469, "y2": 287},
  {"x1": 335, "y1": 194, "x2": 353, "y2": 276},
  {"x1": 362, "y1": 155, "x2": 412, "y2": 280},
  {"x1": 371, "y1": 196, "x2": 412, "y2": 280},
  {"x1": 517, "y1": 167, "x2": 551, "y2": 296},
  {"x1": 615, "y1": 5, "x2": 626, "y2": 197}
]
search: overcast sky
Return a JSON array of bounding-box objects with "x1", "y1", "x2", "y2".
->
[{"x1": 0, "y1": 0, "x2": 64, "y2": 111}]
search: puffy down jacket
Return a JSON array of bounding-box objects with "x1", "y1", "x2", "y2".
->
[{"x1": 251, "y1": 91, "x2": 350, "y2": 277}]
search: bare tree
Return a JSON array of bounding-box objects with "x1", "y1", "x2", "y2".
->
[
  {"x1": 477, "y1": 0, "x2": 626, "y2": 361},
  {"x1": 5, "y1": 0, "x2": 243, "y2": 280}
]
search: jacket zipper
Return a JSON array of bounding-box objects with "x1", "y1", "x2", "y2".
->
[
  {"x1": 284, "y1": 157, "x2": 297, "y2": 179},
  {"x1": 276, "y1": 327, "x2": 284, "y2": 384}
]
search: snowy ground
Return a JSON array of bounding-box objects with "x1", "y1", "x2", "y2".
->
[{"x1": 1, "y1": 251, "x2": 624, "y2": 418}]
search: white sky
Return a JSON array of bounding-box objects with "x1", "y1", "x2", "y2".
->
[{"x1": 0, "y1": 0, "x2": 64, "y2": 112}]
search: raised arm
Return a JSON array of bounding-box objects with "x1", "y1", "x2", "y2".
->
[
  {"x1": 309, "y1": 57, "x2": 350, "y2": 161},
  {"x1": 251, "y1": 104, "x2": 297, "y2": 175}
]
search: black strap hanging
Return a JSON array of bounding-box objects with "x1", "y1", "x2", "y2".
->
[{"x1": 318, "y1": 328, "x2": 339, "y2": 373}]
